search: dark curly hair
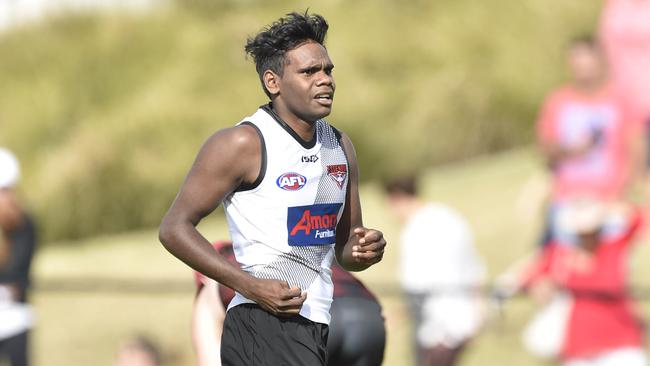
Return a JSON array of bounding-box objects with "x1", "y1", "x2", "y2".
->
[{"x1": 245, "y1": 11, "x2": 329, "y2": 98}]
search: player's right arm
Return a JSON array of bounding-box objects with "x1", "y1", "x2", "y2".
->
[
  {"x1": 334, "y1": 133, "x2": 386, "y2": 272},
  {"x1": 159, "y1": 125, "x2": 306, "y2": 316}
]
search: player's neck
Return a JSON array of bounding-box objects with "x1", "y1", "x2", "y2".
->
[{"x1": 269, "y1": 102, "x2": 316, "y2": 142}]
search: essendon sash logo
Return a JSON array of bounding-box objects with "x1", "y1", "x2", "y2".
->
[
  {"x1": 287, "y1": 203, "x2": 343, "y2": 246},
  {"x1": 327, "y1": 164, "x2": 347, "y2": 189}
]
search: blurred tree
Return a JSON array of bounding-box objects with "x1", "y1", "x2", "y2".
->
[{"x1": 0, "y1": 0, "x2": 601, "y2": 242}]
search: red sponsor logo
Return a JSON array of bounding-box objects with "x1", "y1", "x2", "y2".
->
[
  {"x1": 289, "y1": 210, "x2": 338, "y2": 236},
  {"x1": 327, "y1": 164, "x2": 347, "y2": 189}
]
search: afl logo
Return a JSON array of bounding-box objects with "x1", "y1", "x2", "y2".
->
[{"x1": 277, "y1": 172, "x2": 307, "y2": 191}]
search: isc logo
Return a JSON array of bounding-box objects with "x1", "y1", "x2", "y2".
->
[{"x1": 276, "y1": 172, "x2": 307, "y2": 191}]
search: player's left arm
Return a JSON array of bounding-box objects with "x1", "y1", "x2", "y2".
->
[{"x1": 335, "y1": 133, "x2": 386, "y2": 272}]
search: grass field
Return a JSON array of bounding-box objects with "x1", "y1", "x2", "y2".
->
[{"x1": 27, "y1": 148, "x2": 650, "y2": 366}]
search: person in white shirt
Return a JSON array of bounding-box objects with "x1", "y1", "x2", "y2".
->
[{"x1": 385, "y1": 175, "x2": 485, "y2": 366}]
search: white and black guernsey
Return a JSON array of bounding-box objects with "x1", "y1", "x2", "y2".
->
[{"x1": 223, "y1": 104, "x2": 349, "y2": 325}]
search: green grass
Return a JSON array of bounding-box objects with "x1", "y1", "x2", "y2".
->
[{"x1": 28, "y1": 149, "x2": 650, "y2": 365}]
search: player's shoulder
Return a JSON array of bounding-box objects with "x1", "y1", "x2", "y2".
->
[
  {"x1": 210, "y1": 122, "x2": 259, "y2": 142},
  {"x1": 202, "y1": 123, "x2": 261, "y2": 155},
  {"x1": 325, "y1": 124, "x2": 352, "y2": 150},
  {"x1": 333, "y1": 126, "x2": 347, "y2": 144}
]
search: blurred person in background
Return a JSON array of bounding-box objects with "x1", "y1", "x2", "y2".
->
[
  {"x1": 600, "y1": 0, "x2": 650, "y2": 176},
  {"x1": 115, "y1": 335, "x2": 162, "y2": 366},
  {"x1": 535, "y1": 35, "x2": 644, "y2": 246},
  {"x1": 159, "y1": 11, "x2": 386, "y2": 366},
  {"x1": 516, "y1": 199, "x2": 646, "y2": 366},
  {"x1": 0, "y1": 148, "x2": 36, "y2": 366},
  {"x1": 192, "y1": 241, "x2": 385, "y2": 366},
  {"x1": 384, "y1": 175, "x2": 485, "y2": 366}
]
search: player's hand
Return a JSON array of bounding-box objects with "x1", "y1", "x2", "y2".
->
[
  {"x1": 351, "y1": 227, "x2": 386, "y2": 266},
  {"x1": 245, "y1": 278, "x2": 306, "y2": 317}
]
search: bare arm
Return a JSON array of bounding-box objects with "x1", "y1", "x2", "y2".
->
[
  {"x1": 159, "y1": 126, "x2": 306, "y2": 316},
  {"x1": 334, "y1": 133, "x2": 386, "y2": 271},
  {"x1": 191, "y1": 281, "x2": 224, "y2": 366}
]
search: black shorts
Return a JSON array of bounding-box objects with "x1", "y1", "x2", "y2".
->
[
  {"x1": 327, "y1": 296, "x2": 386, "y2": 366},
  {"x1": 221, "y1": 304, "x2": 329, "y2": 366}
]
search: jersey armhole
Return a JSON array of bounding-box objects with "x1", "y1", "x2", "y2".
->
[
  {"x1": 331, "y1": 126, "x2": 343, "y2": 144},
  {"x1": 331, "y1": 126, "x2": 349, "y2": 165},
  {"x1": 236, "y1": 121, "x2": 267, "y2": 192}
]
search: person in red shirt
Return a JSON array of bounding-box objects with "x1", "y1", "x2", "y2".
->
[
  {"x1": 191, "y1": 241, "x2": 386, "y2": 366},
  {"x1": 520, "y1": 200, "x2": 646, "y2": 366}
]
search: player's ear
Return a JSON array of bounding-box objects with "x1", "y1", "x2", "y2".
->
[{"x1": 263, "y1": 70, "x2": 280, "y2": 96}]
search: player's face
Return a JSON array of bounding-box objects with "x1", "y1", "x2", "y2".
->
[{"x1": 278, "y1": 41, "x2": 335, "y2": 123}]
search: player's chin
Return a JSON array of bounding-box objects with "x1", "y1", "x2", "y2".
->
[{"x1": 310, "y1": 101, "x2": 333, "y2": 119}]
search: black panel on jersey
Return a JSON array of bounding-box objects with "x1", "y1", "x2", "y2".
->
[
  {"x1": 236, "y1": 121, "x2": 267, "y2": 192},
  {"x1": 261, "y1": 103, "x2": 317, "y2": 149},
  {"x1": 331, "y1": 126, "x2": 343, "y2": 144}
]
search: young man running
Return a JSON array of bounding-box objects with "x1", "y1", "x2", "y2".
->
[{"x1": 159, "y1": 11, "x2": 386, "y2": 366}]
